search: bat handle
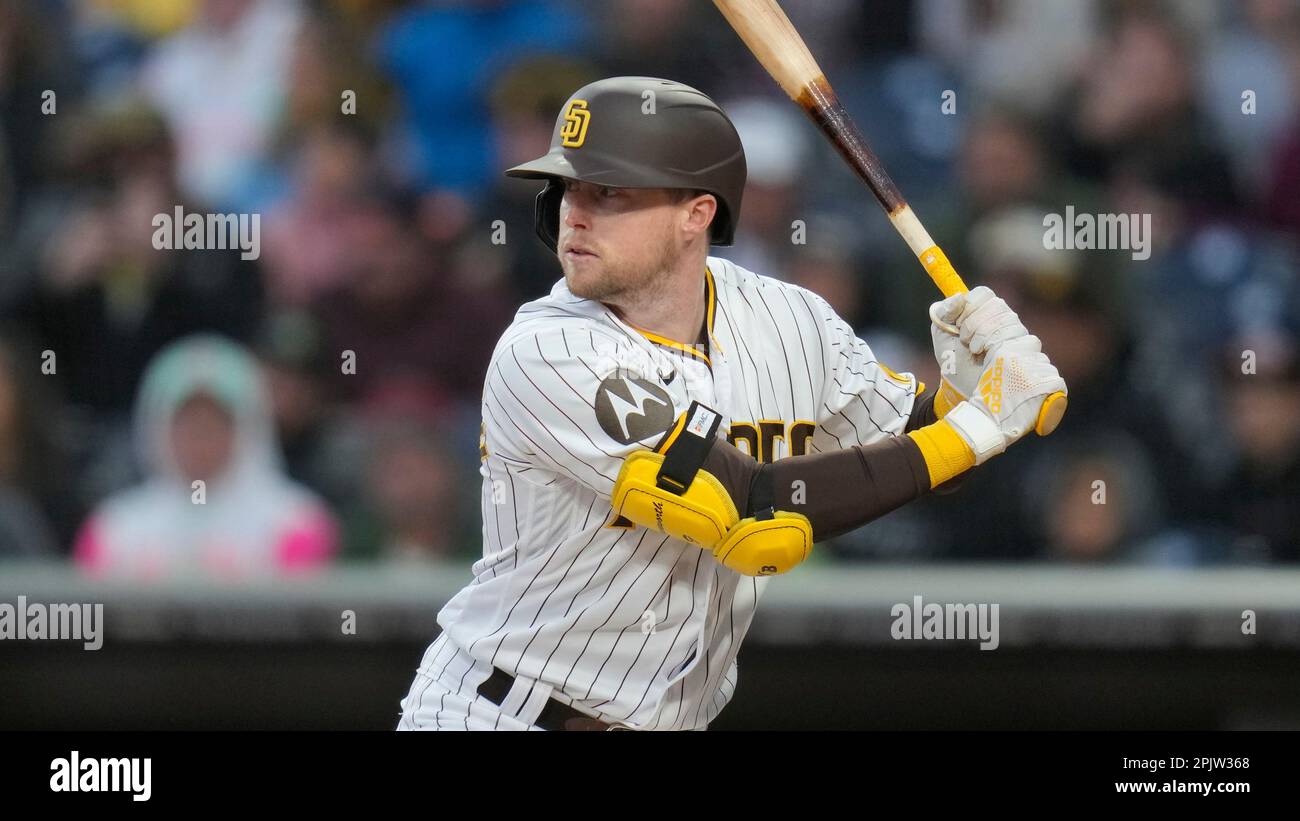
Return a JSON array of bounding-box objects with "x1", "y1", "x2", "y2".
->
[
  {"x1": 920, "y1": 245, "x2": 966, "y2": 334},
  {"x1": 917, "y1": 244, "x2": 1067, "y2": 437},
  {"x1": 919, "y1": 245, "x2": 968, "y2": 300}
]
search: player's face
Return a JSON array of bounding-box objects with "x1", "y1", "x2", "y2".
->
[{"x1": 556, "y1": 180, "x2": 684, "y2": 301}]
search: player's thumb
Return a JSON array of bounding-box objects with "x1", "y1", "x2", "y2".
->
[{"x1": 929, "y1": 291, "x2": 967, "y2": 328}]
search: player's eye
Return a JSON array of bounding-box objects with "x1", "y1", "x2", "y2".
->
[{"x1": 599, "y1": 187, "x2": 621, "y2": 199}]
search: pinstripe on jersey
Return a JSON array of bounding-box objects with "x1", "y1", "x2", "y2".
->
[{"x1": 422, "y1": 256, "x2": 918, "y2": 730}]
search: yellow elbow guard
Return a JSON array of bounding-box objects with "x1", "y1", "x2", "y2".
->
[
  {"x1": 610, "y1": 402, "x2": 813, "y2": 576},
  {"x1": 612, "y1": 450, "x2": 739, "y2": 547},
  {"x1": 714, "y1": 511, "x2": 813, "y2": 577}
]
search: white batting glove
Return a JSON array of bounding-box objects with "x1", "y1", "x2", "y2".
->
[
  {"x1": 929, "y1": 286, "x2": 1034, "y2": 414},
  {"x1": 940, "y1": 341, "x2": 1068, "y2": 464},
  {"x1": 952, "y1": 286, "x2": 1032, "y2": 356}
]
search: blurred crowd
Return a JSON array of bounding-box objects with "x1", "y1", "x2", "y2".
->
[{"x1": 1, "y1": 0, "x2": 1299, "y2": 578}]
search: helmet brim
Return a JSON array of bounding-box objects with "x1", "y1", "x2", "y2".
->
[{"x1": 505, "y1": 151, "x2": 576, "y2": 180}]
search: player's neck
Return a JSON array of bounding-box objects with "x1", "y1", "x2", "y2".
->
[{"x1": 605, "y1": 257, "x2": 708, "y2": 347}]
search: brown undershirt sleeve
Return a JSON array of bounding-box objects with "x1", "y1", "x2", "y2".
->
[
  {"x1": 905, "y1": 387, "x2": 940, "y2": 432},
  {"x1": 677, "y1": 385, "x2": 968, "y2": 543},
  {"x1": 701, "y1": 431, "x2": 934, "y2": 542}
]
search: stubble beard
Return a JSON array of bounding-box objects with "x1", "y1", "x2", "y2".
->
[{"x1": 563, "y1": 235, "x2": 681, "y2": 306}]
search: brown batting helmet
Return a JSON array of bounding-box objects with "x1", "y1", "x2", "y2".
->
[{"x1": 505, "y1": 76, "x2": 747, "y2": 250}]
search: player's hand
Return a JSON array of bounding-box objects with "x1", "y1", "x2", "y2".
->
[
  {"x1": 940, "y1": 339, "x2": 1068, "y2": 464},
  {"x1": 929, "y1": 286, "x2": 1032, "y2": 413}
]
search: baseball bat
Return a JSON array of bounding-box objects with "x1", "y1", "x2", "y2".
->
[{"x1": 712, "y1": 0, "x2": 1066, "y2": 436}]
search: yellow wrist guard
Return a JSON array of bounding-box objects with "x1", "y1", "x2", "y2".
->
[
  {"x1": 610, "y1": 402, "x2": 812, "y2": 576},
  {"x1": 906, "y1": 417, "x2": 977, "y2": 488}
]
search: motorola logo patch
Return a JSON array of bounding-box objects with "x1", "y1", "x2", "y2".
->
[{"x1": 594, "y1": 376, "x2": 674, "y2": 444}]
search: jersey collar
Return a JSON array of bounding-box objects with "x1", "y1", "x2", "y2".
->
[{"x1": 620, "y1": 267, "x2": 717, "y2": 368}]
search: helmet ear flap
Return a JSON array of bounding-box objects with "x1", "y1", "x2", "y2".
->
[
  {"x1": 709, "y1": 198, "x2": 734, "y2": 246},
  {"x1": 534, "y1": 179, "x2": 564, "y2": 252}
]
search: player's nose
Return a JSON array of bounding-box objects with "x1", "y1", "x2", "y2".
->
[{"x1": 561, "y1": 187, "x2": 593, "y2": 230}]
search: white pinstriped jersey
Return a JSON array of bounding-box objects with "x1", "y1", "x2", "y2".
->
[{"x1": 433, "y1": 255, "x2": 919, "y2": 730}]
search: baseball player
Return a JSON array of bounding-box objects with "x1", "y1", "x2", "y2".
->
[{"x1": 397, "y1": 77, "x2": 1066, "y2": 731}]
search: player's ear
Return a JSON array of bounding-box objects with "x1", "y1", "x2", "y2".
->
[{"x1": 679, "y1": 191, "x2": 717, "y2": 241}]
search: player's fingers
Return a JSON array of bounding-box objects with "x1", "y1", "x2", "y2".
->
[
  {"x1": 960, "y1": 293, "x2": 1013, "y2": 330},
  {"x1": 957, "y1": 297, "x2": 1001, "y2": 341},
  {"x1": 990, "y1": 333, "x2": 1043, "y2": 357},
  {"x1": 959, "y1": 305, "x2": 1007, "y2": 348},
  {"x1": 967, "y1": 313, "x2": 1024, "y2": 354},
  {"x1": 930, "y1": 291, "x2": 967, "y2": 324},
  {"x1": 971, "y1": 317, "x2": 1030, "y2": 355},
  {"x1": 954, "y1": 285, "x2": 994, "y2": 324},
  {"x1": 958, "y1": 295, "x2": 1016, "y2": 347}
]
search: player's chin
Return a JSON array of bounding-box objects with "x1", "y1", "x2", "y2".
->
[{"x1": 563, "y1": 260, "x2": 610, "y2": 298}]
